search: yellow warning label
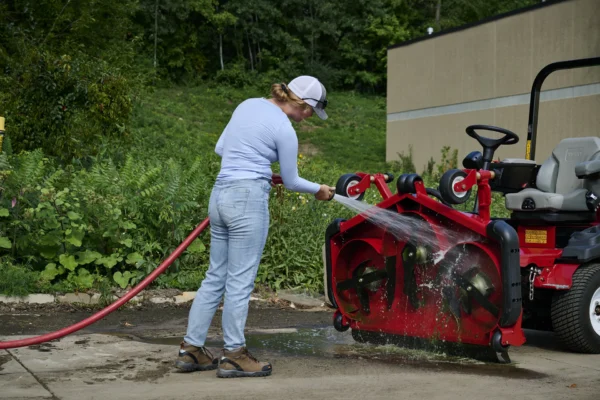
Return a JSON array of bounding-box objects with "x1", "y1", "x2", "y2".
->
[
  {"x1": 525, "y1": 140, "x2": 531, "y2": 160},
  {"x1": 525, "y1": 229, "x2": 547, "y2": 244}
]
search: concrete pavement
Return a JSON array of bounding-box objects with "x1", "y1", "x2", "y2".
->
[{"x1": 1, "y1": 329, "x2": 599, "y2": 400}]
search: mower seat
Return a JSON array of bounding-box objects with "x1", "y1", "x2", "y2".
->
[{"x1": 505, "y1": 137, "x2": 600, "y2": 213}]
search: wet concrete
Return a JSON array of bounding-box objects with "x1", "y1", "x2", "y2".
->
[
  {"x1": 136, "y1": 327, "x2": 548, "y2": 380},
  {"x1": 1, "y1": 302, "x2": 599, "y2": 399},
  {"x1": 0, "y1": 301, "x2": 331, "y2": 338},
  {"x1": 0, "y1": 354, "x2": 11, "y2": 371}
]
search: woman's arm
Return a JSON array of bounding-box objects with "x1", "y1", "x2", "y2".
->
[
  {"x1": 215, "y1": 131, "x2": 225, "y2": 157},
  {"x1": 275, "y1": 124, "x2": 320, "y2": 194}
]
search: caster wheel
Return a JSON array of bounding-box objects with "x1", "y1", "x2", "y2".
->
[
  {"x1": 397, "y1": 174, "x2": 408, "y2": 193},
  {"x1": 396, "y1": 173, "x2": 422, "y2": 194},
  {"x1": 491, "y1": 330, "x2": 509, "y2": 353},
  {"x1": 439, "y1": 169, "x2": 472, "y2": 205},
  {"x1": 333, "y1": 311, "x2": 350, "y2": 332},
  {"x1": 336, "y1": 174, "x2": 364, "y2": 201},
  {"x1": 491, "y1": 330, "x2": 511, "y2": 363}
]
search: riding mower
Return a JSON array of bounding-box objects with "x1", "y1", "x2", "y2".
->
[{"x1": 324, "y1": 57, "x2": 600, "y2": 363}]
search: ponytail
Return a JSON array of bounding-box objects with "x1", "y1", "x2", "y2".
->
[{"x1": 270, "y1": 83, "x2": 311, "y2": 110}]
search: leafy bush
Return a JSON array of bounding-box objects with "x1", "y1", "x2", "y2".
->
[
  {"x1": 390, "y1": 145, "x2": 417, "y2": 174},
  {"x1": 259, "y1": 157, "x2": 357, "y2": 292},
  {"x1": 0, "y1": 149, "x2": 214, "y2": 292},
  {"x1": 1, "y1": 50, "x2": 136, "y2": 162},
  {"x1": 0, "y1": 0, "x2": 144, "y2": 163},
  {"x1": 213, "y1": 61, "x2": 263, "y2": 88}
]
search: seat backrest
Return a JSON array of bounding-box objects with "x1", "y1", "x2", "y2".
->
[{"x1": 536, "y1": 137, "x2": 600, "y2": 194}]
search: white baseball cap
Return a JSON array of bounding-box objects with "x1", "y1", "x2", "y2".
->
[{"x1": 287, "y1": 76, "x2": 328, "y2": 120}]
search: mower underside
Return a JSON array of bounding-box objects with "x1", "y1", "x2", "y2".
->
[
  {"x1": 325, "y1": 58, "x2": 600, "y2": 361},
  {"x1": 326, "y1": 178, "x2": 525, "y2": 361}
]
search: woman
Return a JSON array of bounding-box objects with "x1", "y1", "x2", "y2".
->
[{"x1": 175, "y1": 76, "x2": 334, "y2": 378}]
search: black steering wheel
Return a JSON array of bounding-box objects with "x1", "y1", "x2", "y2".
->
[
  {"x1": 466, "y1": 125, "x2": 519, "y2": 147},
  {"x1": 466, "y1": 125, "x2": 519, "y2": 169}
]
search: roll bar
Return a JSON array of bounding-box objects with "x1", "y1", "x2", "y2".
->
[{"x1": 526, "y1": 57, "x2": 600, "y2": 161}]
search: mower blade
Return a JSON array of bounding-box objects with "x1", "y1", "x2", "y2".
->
[
  {"x1": 402, "y1": 245, "x2": 419, "y2": 310},
  {"x1": 336, "y1": 278, "x2": 357, "y2": 292},
  {"x1": 385, "y1": 256, "x2": 396, "y2": 309},
  {"x1": 442, "y1": 286, "x2": 462, "y2": 320},
  {"x1": 355, "y1": 269, "x2": 387, "y2": 316},
  {"x1": 357, "y1": 287, "x2": 370, "y2": 315},
  {"x1": 452, "y1": 273, "x2": 499, "y2": 317},
  {"x1": 336, "y1": 259, "x2": 372, "y2": 292},
  {"x1": 357, "y1": 269, "x2": 388, "y2": 286}
]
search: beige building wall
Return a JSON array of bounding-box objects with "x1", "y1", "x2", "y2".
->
[{"x1": 386, "y1": 0, "x2": 600, "y2": 172}]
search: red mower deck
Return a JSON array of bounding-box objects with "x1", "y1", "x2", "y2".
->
[{"x1": 325, "y1": 57, "x2": 600, "y2": 363}]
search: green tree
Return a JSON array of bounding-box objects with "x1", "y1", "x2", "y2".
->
[{"x1": 0, "y1": 0, "x2": 140, "y2": 161}]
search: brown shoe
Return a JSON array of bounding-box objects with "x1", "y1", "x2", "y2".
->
[
  {"x1": 174, "y1": 341, "x2": 218, "y2": 372},
  {"x1": 216, "y1": 347, "x2": 272, "y2": 378}
]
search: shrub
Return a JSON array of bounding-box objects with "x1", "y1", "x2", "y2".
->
[
  {"x1": 389, "y1": 145, "x2": 416, "y2": 174},
  {"x1": 1, "y1": 49, "x2": 137, "y2": 163},
  {"x1": 0, "y1": 149, "x2": 214, "y2": 292},
  {"x1": 0, "y1": 263, "x2": 48, "y2": 297}
]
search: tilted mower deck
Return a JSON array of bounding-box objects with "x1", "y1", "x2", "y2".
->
[
  {"x1": 326, "y1": 171, "x2": 525, "y2": 363},
  {"x1": 324, "y1": 57, "x2": 600, "y2": 363}
]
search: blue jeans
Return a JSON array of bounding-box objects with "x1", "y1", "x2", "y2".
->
[{"x1": 184, "y1": 178, "x2": 271, "y2": 351}]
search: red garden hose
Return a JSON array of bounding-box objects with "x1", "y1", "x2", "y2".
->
[{"x1": 0, "y1": 217, "x2": 210, "y2": 349}]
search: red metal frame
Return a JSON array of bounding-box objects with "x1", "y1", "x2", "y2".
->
[
  {"x1": 536, "y1": 264, "x2": 579, "y2": 290},
  {"x1": 328, "y1": 166, "x2": 598, "y2": 354},
  {"x1": 347, "y1": 173, "x2": 394, "y2": 200}
]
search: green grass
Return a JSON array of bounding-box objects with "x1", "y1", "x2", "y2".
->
[
  {"x1": 0, "y1": 263, "x2": 49, "y2": 297},
  {"x1": 291, "y1": 91, "x2": 388, "y2": 172},
  {"x1": 129, "y1": 85, "x2": 389, "y2": 174}
]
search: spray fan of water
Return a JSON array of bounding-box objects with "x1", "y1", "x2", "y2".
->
[{"x1": 331, "y1": 194, "x2": 479, "y2": 260}]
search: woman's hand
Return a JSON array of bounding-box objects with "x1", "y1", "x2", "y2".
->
[
  {"x1": 315, "y1": 184, "x2": 335, "y2": 201},
  {"x1": 271, "y1": 173, "x2": 283, "y2": 187}
]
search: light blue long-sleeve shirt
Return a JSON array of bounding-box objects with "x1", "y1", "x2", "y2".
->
[{"x1": 214, "y1": 98, "x2": 320, "y2": 194}]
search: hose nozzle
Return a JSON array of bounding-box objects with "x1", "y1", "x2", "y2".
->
[{"x1": 328, "y1": 188, "x2": 335, "y2": 201}]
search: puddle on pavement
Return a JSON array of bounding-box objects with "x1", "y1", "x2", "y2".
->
[
  {"x1": 27, "y1": 342, "x2": 58, "y2": 352},
  {"x1": 131, "y1": 327, "x2": 547, "y2": 380}
]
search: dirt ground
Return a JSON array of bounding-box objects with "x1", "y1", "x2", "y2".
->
[{"x1": 1, "y1": 300, "x2": 599, "y2": 400}]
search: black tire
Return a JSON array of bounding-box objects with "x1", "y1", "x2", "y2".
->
[
  {"x1": 491, "y1": 330, "x2": 509, "y2": 353},
  {"x1": 551, "y1": 263, "x2": 600, "y2": 354},
  {"x1": 439, "y1": 169, "x2": 472, "y2": 205},
  {"x1": 396, "y1": 173, "x2": 422, "y2": 194},
  {"x1": 396, "y1": 173, "x2": 408, "y2": 193},
  {"x1": 335, "y1": 173, "x2": 364, "y2": 201},
  {"x1": 333, "y1": 311, "x2": 350, "y2": 332}
]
